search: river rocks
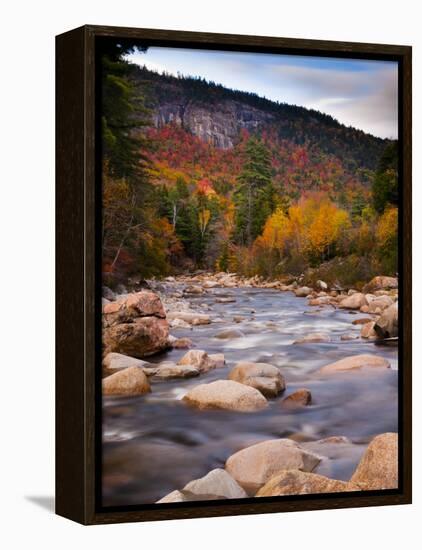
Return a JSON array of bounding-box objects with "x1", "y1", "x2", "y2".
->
[
  {"x1": 294, "y1": 286, "x2": 313, "y2": 297},
  {"x1": 339, "y1": 293, "x2": 368, "y2": 310},
  {"x1": 102, "y1": 366, "x2": 151, "y2": 396},
  {"x1": 316, "y1": 280, "x2": 328, "y2": 290},
  {"x1": 183, "y1": 380, "x2": 268, "y2": 412},
  {"x1": 102, "y1": 352, "x2": 151, "y2": 376},
  {"x1": 256, "y1": 470, "x2": 358, "y2": 496},
  {"x1": 156, "y1": 490, "x2": 186, "y2": 503},
  {"x1": 167, "y1": 311, "x2": 211, "y2": 326},
  {"x1": 152, "y1": 362, "x2": 200, "y2": 379},
  {"x1": 103, "y1": 316, "x2": 169, "y2": 358},
  {"x1": 293, "y1": 332, "x2": 331, "y2": 344},
  {"x1": 177, "y1": 350, "x2": 219, "y2": 373},
  {"x1": 341, "y1": 333, "x2": 359, "y2": 341},
  {"x1": 172, "y1": 337, "x2": 193, "y2": 349},
  {"x1": 360, "y1": 321, "x2": 377, "y2": 339},
  {"x1": 308, "y1": 296, "x2": 331, "y2": 306},
  {"x1": 169, "y1": 318, "x2": 192, "y2": 329},
  {"x1": 203, "y1": 280, "x2": 219, "y2": 289},
  {"x1": 352, "y1": 317, "x2": 373, "y2": 325},
  {"x1": 208, "y1": 353, "x2": 226, "y2": 368},
  {"x1": 185, "y1": 285, "x2": 204, "y2": 295},
  {"x1": 215, "y1": 329, "x2": 244, "y2": 339},
  {"x1": 280, "y1": 389, "x2": 312, "y2": 409},
  {"x1": 350, "y1": 433, "x2": 398, "y2": 490},
  {"x1": 225, "y1": 439, "x2": 321, "y2": 493},
  {"x1": 215, "y1": 297, "x2": 236, "y2": 303},
  {"x1": 374, "y1": 302, "x2": 398, "y2": 339},
  {"x1": 318, "y1": 354, "x2": 390, "y2": 375},
  {"x1": 367, "y1": 295, "x2": 394, "y2": 314},
  {"x1": 233, "y1": 315, "x2": 245, "y2": 323},
  {"x1": 102, "y1": 290, "x2": 169, "y2": 358},
  {"x1": 183, "y1": 468, "x2": 247, "y2": 499},
  {"x1": 363, "y1": 276, "x2": 398, "y2": 293},
  {"x1": 228, "y1": 362, "x2": 286, "y2": 398}
]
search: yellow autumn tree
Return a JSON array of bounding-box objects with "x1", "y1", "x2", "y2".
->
[
  {"x1": 375, "y1": 206, "x2": 398, "y2": 273},
  {"x1": 306, "y1": 200, "x2": 350, "y2": 262}
]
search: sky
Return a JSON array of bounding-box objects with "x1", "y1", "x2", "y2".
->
[{"x1": 127, "y1": 47, "x2": 398, "y2": 139}]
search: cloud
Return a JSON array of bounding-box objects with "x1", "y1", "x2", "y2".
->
[{"x1": 128, "y1": 49, "x2": 398, "y2": 139}]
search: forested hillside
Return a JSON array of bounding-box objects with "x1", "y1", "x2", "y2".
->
[{"x1": 101, "y1": 46, "x2": 398, "y2": 288}]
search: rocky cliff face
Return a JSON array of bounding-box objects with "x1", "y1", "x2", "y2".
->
[{"x1": 152, "y1": 100, "x2": 274, "y2": 149}]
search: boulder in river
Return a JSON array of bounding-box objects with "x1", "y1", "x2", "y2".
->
[
  {"x1": 363, "y1": 276, "x2": 398, "y2": 293},
  {"x1": 183, "y1": 468, "x2": 247, "y2": 499},
  {"x1": 215, "y1": 329, "x2": 245, "y2": 339},
  {"x1": 339, "y1": 293, "x2": 368, "y2": 310},
  {"x1": 102, "y1": 366, "x2": 151, "y2": 396},
  {"x1": 367, "y1": 295, "x2": 394, "y2": 314},
  {"x1": 228, "y1": 361, "x2": 285, "y2": 398},
  {"x1": 167, "y1": 311, "x2": 211, "y2": 326},
  {"x1": 183, "y1": 380, "x2": 268, "y2": 412},
  {"x1": 172, "y1": 337, "x2": 193, "y2": 349},
  {"x1": 102, "y1": 352, "x2": 151, "y2": 376},
  {"x1": 102, "y1": 290, "x2": 169, "y2": 358},
  {"x1": 151, "y1": 362, "x2": 200, "y2": 380},
  {"x1": 256, "y1": 470, "x2": 359, "y2": 496},
  {"x1": 360, "y1": 321, "x2": 377, "y2": 339},
  {"x1": 316, "y1": 280, "x2": 328, "y2": 290},
  {"x1": 318, "y1": 354, "x2": 390, "y2": 375},
  {"x1": 352, "y1": 317, "x2": 373, "y2": 325},
  {"x1": 177, "y1": 349, "x2": 219, "y2": 373},
  {"x1": 280, "y1": 388, "x2": 312, "y2": 409},
  {"x1": 185, "y1": 285, "x2": 204, "y2": 295},
  {"x1": 293, "y1": 332, "x2": 331, "y2": 344},
  {"x1": 225, "y1": 439, "x2": 321, "y2": 493},
  {"x1": 208, "y1": 353, "x2": 226, "y2": 368},
  {"x1": 350, "y1": 433, "x2": 398, "y2": 490},
  {"x1": 215, "y1": 297, "x2": 237, "y2": 303},
  {"x1": 294, "y1": 286, "x2": 313, "y2": 297},
  {"x1": 374, "y1": 302, "x2": 398, "y2": 339}
]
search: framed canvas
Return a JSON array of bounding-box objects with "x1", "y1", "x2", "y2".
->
[{"x1": 56, "y1": 25, "x2": 412, "y2": 525}]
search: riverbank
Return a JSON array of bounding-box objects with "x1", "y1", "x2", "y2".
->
[{"x1": 101, "y1": 273, "x2": 398, "y2": 505}]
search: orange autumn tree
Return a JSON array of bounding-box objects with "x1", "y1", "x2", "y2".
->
[{"x1": 252, "y1": 195, "x2": 351, "y2": 276}]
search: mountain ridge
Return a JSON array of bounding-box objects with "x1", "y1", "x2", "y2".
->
[{"x1": 133, "y1": 65, "x2": 390, "y2": 174}]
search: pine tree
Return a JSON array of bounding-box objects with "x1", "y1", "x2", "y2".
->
[{"x1": 233, "y1": 137, "x2": 275, "y2": 245}]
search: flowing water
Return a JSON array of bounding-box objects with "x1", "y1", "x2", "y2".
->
[{"x1": 102, "y1": 285, "x2": 398, "y2": 506}]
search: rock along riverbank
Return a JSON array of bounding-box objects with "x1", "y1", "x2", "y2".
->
[{"x1": 101, "y1": 272, "x2": 398, "y2": 505}]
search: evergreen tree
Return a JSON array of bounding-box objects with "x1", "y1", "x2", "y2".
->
[
  {"x1": 233, "y1": 137, "x2": 275, "y2": 245},
  {"x1": 372, "y1": 142, "x2": 399, "y2": 213}
]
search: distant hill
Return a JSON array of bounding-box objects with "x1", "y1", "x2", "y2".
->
[{"x1": 133, "y1": 65, "x2": 390, "y2": 176}]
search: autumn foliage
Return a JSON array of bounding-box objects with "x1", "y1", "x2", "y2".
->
[{"x1": 101, "y1": 50, "x2": 398, "y2": 288}]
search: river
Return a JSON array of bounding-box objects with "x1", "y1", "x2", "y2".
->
[{"x1": 102, "y1": 284, "x2": 398, "y2": 506}]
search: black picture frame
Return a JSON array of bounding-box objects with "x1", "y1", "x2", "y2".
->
[{"x1": 56, "y1": 25, "x2": 412, "y2": 525}]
